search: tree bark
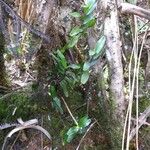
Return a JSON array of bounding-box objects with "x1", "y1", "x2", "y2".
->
[
  {"x1": 98, "y1": 0, "x2": 125, "y2": 149},
  {"x1": 0, "y1": 5, "x2": 8, "y2": 87},
  {"x1": 33, "y1": 0, "x2": 65, "y2": 101}
]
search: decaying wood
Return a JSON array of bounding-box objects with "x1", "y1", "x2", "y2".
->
[
  {"x1": 0, "y1": 0, "x2": 51, "y2": 42},
  {"x1": 119, "y1": 3, "x2": 150, "y2": 20}
]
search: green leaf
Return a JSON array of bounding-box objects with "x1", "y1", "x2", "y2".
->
[
  {"x1": 86, "y1": 3, "x2": 97, "y2": 15},
  {"x1": 68, "y1": 35, "x2": 80, "y2": 48},
  {"x1": 70, "y1": 12, "x2": 81, "y2": 18},
  {"x1": 70, "y1": 26, "x2": 83, "y2": 37},
  {"x1": 57, "y1": 50, "x2": 65, "y2": 60},
  {"x1": 61, "y1": 80, "x2": 69, "y2": 97},
  {"x1": 127, "y1": 0, "x2": 137, "y2": 4},
  {"x1": 83, "y1": 61, "x2": 90, "y2": 71},
  {"x1": 89, "y1": 49, "x2": 96, "y2": 56},
  {"x1": 51, "y1": 53, "x2": 60, "y2": 62},
  {"x1": 95, "y1": 36, "x2": 106, "y2": 55},
  {"x1": 49, "y1": 85, "x2": 57, "y2": 97},
  {"x1": 82, "y1": 14, "x2": 96, "y2": 28},
  {"x1": 85, "y1": 18, "x2": 96, "y2": 28},
  {"x1": 83, "y1": 0, "x2": 96, "y2": 15},
  {"x1": 85, "y1": 0, "x2": 96, "y2": 5},
  {"x1": 69, "y1": 64, "x2": 81, "y2": 69},
  {"x1": 81, "y1": 71, "x2": 90, "y2": 84},
  {"x1": 66, "y1": 126, "x2": 79, "y2": 142},
  {"x1": 57, "y1": 50, "x2": 67, "y2": 69},
  {"x1": 88, "y1": 59, "x2": 98, "y2": 67},
  {"x1": 66, "y1": 71, "x2": 78, "y2": 85},
  {"x1": 83, "y1": 14, "x2": 93, "y2": 25},
  {"x1": 78, "y1": 116, "x2": 91, "y2": 128},
  {"x1": 52, "y1": 97, "x2": 63, "y2": 114},
  {"x1": 61, "y1": 129, "x2": 68, "y2": 145}
]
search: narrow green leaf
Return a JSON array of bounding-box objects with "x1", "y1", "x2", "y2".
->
[
  {"x1": 95, "y1": 36, "x2": 106, "y2": 55},
  {"x1": 127, "y1": 0, "x2": 137, "y2": 4},
  {"x1": 69, "y1": 64, "x2": 81, "y2": 69},
  {"x1": 67, "y1": 126, "x2": 79, "y2": 136},
  {"x1": 57, "y1": 50, "x2": 67, "y2": 68},
  {"x1": 85, "y1": 0, "x2": 96, "y2": 5},
  {"x1": 66, "y1": 126, "x2": 79, "y2": 142},
  {"x1": 68, "y1": 35, "x2": 80, "y2": 48},
  {"x1": 88, "y1": 59, "x2": 98, "y2": 67},
  {"x1": 70, "y1": 26, "x2": 83, "y2": 37},
  {"x1": 49, "y1": 85, "x2": 57, "y2": 97},
  {"x1": 83, "y1": 14, "x2": 93, "y2": 25},
  {"x1": 86, "y1": 2, "x2": 97, "y2": 15},
  {"x1": 61, "y1": 80, "x2": 69, "y2": 97},
  {"x1": 57, "y1": 50, "x2": 65, "y2": 60},
  {"x1": 85, "y1": 18, "x2": 96, "y2": 28},
  {"x1": 51, "y1": 53, "x2": 60, "y2": 62},
  {"x1": 81, "y1": 71, "x2": 90, "y2": 84},
  {"x1": 78, "y1": 116, "x2": 91, "y2": 128},
  {"x1": 70, "y1": 12, "x2": 81, "y2": 18},
  {"x1": 84, "y1": 3, "x2": 97, "y2": 15},
  {"x1": 66, "y1": 71, "x2": 78, "y2": 85},
  {"x1": 83, "y1": 0, "x2": 96, "y2": 15},
  {"x1": 83, "y1": 61, "x2": 90, "y2": 71},
  {"x1": 52, "y1": 97, "x2": 63, "y2": 114},
  {"x1": 61, "y1": 130, "x2": 68, "y2": 145}
]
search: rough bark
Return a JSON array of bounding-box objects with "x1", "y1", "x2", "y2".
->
[
  {"x1": 33, "y1": 0, "x2": 67, "y2": 101},
  {"x1": 97, "y1": 0, "x2": 125, "y2": 149},
  {"x1": 103, "y1": 0, "x2": 125, "y2": 121}
]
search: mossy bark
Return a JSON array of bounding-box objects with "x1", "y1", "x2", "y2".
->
[
  {"x1": 93, "y1": 64, "x2": 123, "y2": 150},
  {"x1": 97, "y1": 70, "x2": 124, "y2": 150},
  {"x1": 0, "y1": 30, "x2": 7, "y2": 87}
]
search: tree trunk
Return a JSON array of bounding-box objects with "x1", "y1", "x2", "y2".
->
[
  {"x1": 0, "y1": 6, "x2": 8, "y2": 87},
  {"x1": 95, "y1": 0, "x2": 125, "y2": 149},
  {"x1": 33, "y1": 0, "x2": 65, "y2": 101}
]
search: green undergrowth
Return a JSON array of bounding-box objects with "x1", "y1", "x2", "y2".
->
[
  {"x1": 0, "y1": 90, "x2": 37, "y2": 123},
  {"x1": 0, "y1": 84, "x2": 89, "y2": 148},
  {"x1": 132, "y1": 95, "x2": 150, "y2": 117}
]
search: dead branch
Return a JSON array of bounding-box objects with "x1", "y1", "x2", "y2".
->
[
  {"x1": 119, "y1": 3, "x2": 150, "y2": 20},
  {"x1": 130, "y1": 106, "x2": 150, "y2": 140}
]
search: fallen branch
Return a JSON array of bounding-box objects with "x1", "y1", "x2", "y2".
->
[
  {"x1": 119, "y1": 3, "x2": 150, "y2": 20},
  {"x1": 131, "y1": 117, "x2": 150, "y2": 126},
  {"x1": 129, "y1": 106, "x2": 150, "y2": 140}
]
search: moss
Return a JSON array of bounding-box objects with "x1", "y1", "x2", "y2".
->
[
  {"x1": 132, "y1": 96, "x2": 150, "y2": 116},
  {"x1": 0, "y1": 92, "x2": 36, "y2": 123},
  {"x1": 0, "y1": 83, "x2": 47, "y2": 123},
  {"x1": 0, "y1": 30, "x2": 8, "y2": 86},
  {"x1": 96, "y1": 69, "x2": 124, "y2": 150}
]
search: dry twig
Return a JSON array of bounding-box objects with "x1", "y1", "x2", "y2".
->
[{"x1": 119, "y1": 3, "x2": 150, "y2": 20}]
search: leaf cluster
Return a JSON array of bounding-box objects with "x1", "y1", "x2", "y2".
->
[
  {"x1": 48, "y1": 0, "x2": 106, "y2": 144},
  {"x1": 62, "y1": 116, "x2": 91, "y2": 144}
]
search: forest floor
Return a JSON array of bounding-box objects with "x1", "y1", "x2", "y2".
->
[{"x1": 0, "y1": 0, "x2": 150, "y2": 150}]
